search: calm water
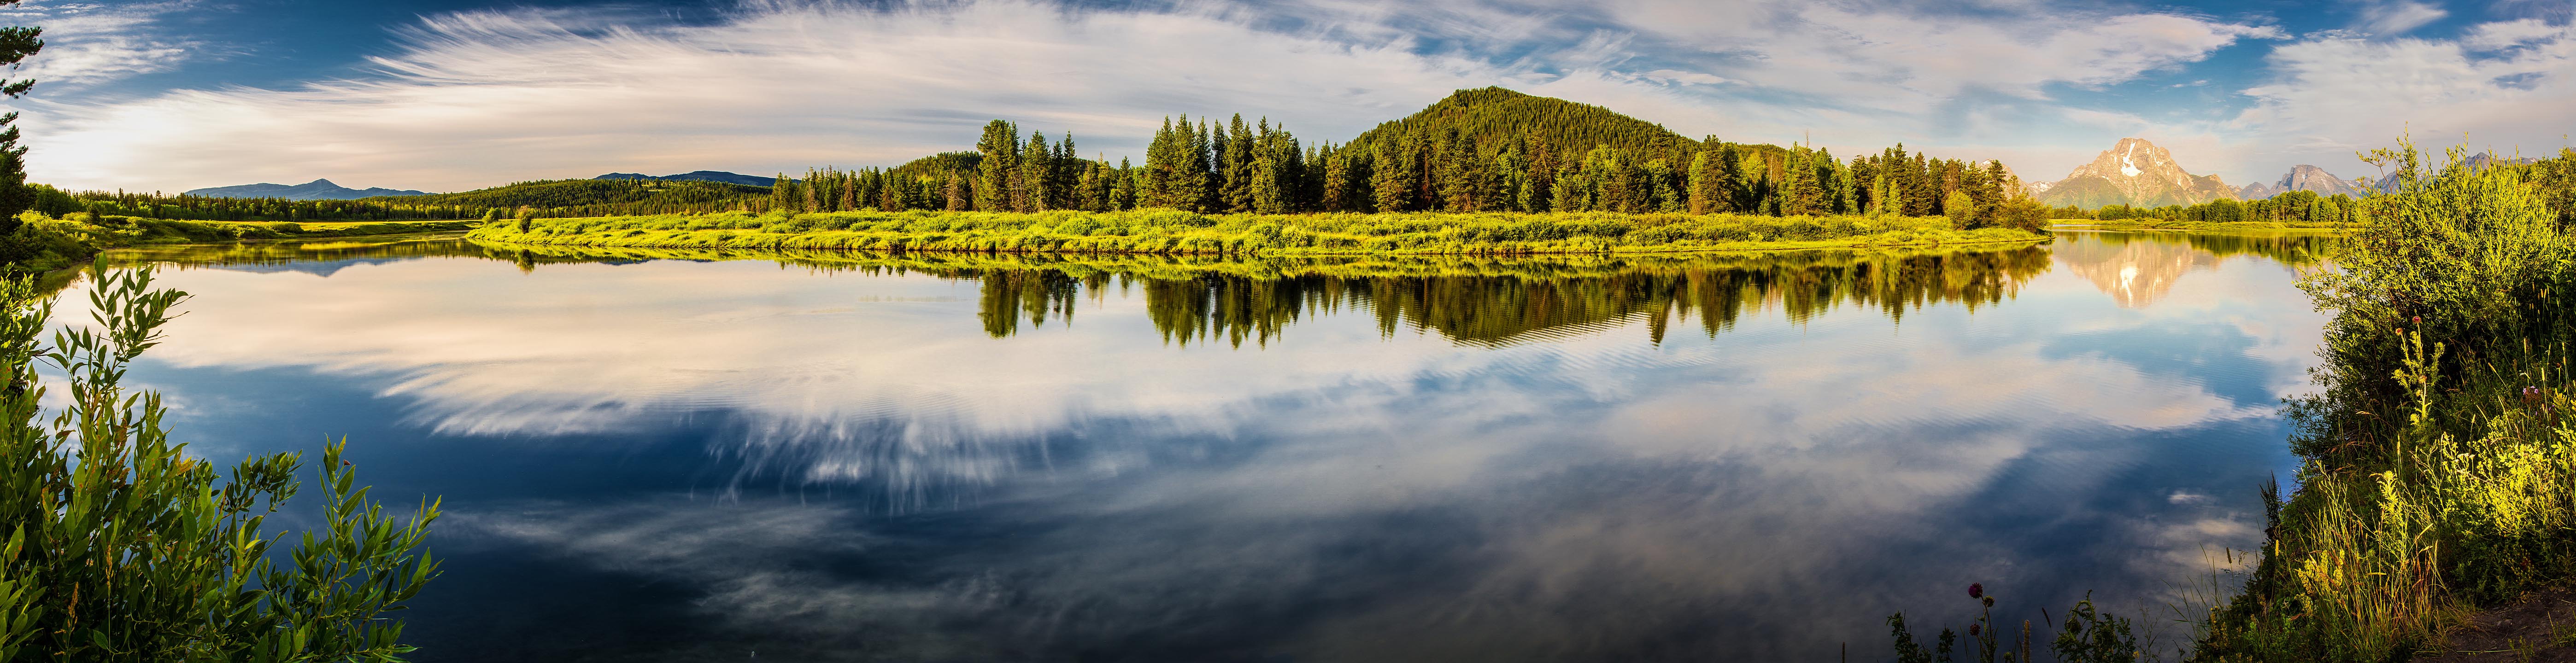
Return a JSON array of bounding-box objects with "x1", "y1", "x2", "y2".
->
[{"x1": 77, "y1": 230, "x2": 2334, "y2": 662}]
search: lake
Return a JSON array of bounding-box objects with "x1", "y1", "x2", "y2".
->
[{"x1": 76, "y1": 229, "x2": 2334, "y2": 661}]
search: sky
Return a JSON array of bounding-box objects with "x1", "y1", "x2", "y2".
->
[{"x1": 6, "y1": 0, "x2": 2574, "y2": 193}]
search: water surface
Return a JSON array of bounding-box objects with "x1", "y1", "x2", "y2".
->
[{"x1": 87, "y1": 230, "x2": 2335, "y2": 661}]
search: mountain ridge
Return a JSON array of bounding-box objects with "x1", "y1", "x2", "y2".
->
[
  {"x1": 184, "y1": 179, "x2": 428, "y2": 200},
  {"x1": 595, "y1": 171, "x2": 780, "y2": 186}
]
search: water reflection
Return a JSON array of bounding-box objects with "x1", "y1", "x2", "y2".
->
[
  {"x1": 85, "y1": 232, "x2": 2328, "y2": 661},
  {"x1": 2049, "y1": 230, "x2": 2333, "y2": 308},
  {"x1": 119, "y1": 238, "x2": 2056, "y2": 348}
]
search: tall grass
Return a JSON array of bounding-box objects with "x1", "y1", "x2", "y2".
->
[{"x1": 463, "y1": 209, "x2": 2048, "y2": 256}]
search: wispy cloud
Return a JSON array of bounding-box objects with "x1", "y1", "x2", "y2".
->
[
  {"x1": 2356, "y1": 0, "x2": 2449, "y2": 35},
  {"x1": 10, "y1": 0, "x2": 2288, "y2": 193},
  {"x1": 0, "y1": 0, "x2": 201, "y2": 87}
]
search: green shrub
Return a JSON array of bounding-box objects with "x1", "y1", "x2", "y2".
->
[{"x1": 0, "y1": 266, "x2": 440, "y2": 659}]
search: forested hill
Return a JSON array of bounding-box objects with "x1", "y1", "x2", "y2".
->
[
  {"x1": 889, "y1": 151, "x2": 982, "y2": 180},
  {"x1": 361, "y1": 178, "x2": 764, "y2": 217},
  {"x1": 1345, "y1": 87, "x2": 1707, "y2": 159}
]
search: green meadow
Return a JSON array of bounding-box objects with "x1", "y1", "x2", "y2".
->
[{"x1": 463, "y1": 209, "x2": 2049, "y2": 256}]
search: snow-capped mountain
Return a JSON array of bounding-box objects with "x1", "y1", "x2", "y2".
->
[{"x1": 2036, "y1": 138, "x2": 2237, "y2": 209}]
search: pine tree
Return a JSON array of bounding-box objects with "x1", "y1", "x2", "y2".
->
[
  {"x1": 1688, "y1": 151, "x2": 1722, "y2": 214},
  {"x1": 1522, "y1": 135, "x2": 1556, "y2": 213},
  {"x1": 1551, "y1": 162, "x2": 1588, "y2": 212},
  {"x1": 768, "y1": 174, "x2": 794, "y2": 213},
  {"x1": 1220, "y1": 115, "x2": 1256, "y2": 212},
  {"x1": 1023, "y1": 132, "x2": 1054, "y2": 211},
  {"x1": 974, "y1": 120, "x2": 1019, "y2": 212},
  {"x1": 1373, "y1": 132, "x2": 1418, "y2": 213},
  {"x1": 0, "y1": 7, "x2": 37, "y2": 227},
  {"x1": 1113, "y1": 157, "x2": 1137, "y2": 210},
  {"x1": 1426, "y1": 129, "x2": 1457, "y2": 211}
]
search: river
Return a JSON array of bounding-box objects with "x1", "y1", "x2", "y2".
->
[{"x1": 76, "y1": 229, "x2": 2333, "y2": 661}]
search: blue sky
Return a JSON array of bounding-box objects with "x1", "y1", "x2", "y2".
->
[{"x1": 8, "y1": 0, "x2": 2574, "y2": 192}]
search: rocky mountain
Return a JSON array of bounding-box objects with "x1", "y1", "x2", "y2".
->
[
  {"x1": 595, "y1": 171, "x2": 779, "y2": 186},
  {"x1": 184, "y1": 179, "x2": 428, "y2": 200},
  {"x1": 2037, "y1": 138, "x2": 2238, "y2": 209},
  {"x1": 2240, "y1": 164, "x2": 2372, "y2": 200}
]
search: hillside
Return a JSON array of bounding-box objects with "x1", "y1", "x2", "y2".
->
[
  {"x1": 1344, "y1": 87, "x2": 1713, "y2": 159},
  {"x1": 887, "y1": 151, "x2": 982, "y2": 179},
  {"x1": 186, "y1": 179, "x2": 428, "y2": 200}
]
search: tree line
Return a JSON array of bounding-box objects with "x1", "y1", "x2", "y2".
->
[
  {"x1": 753, "y1": 114, "x2": 2041, "y2": 229},
  {"x1": 34, "y1": 185, "x2": 487, "y2": 222},
  {"x1": 2084, "y1": 189, "x2": 2363, "y2": 225}
]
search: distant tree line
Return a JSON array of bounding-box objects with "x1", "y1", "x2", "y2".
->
[
  {"x1": 753, "y1": 114, "x2": 2038, "y2": 229},
  {"x1": 29, "y1": 178, "x2": 766, "y2": 222},
  {"x1": 31, "y1": 185, "x2": 487, "y2": 222},
  {"x1": 2082, "y1": 189, "x2": 2364, "y2": 225}
]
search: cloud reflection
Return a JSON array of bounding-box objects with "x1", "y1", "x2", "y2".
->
[{"x1": 83, "y1": 235, "x2": 2321, "y2": 658}]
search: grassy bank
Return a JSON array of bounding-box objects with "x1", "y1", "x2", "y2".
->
[
  {"x1": 2183, "y1": 142, "x2": 2576, "y2": 661},
  {"x1": 4, "y1": 212, "x2": 476, "y2": 272},
  {"x1": 462, "y1": 209, "x2": 2049, "y2": 256}
]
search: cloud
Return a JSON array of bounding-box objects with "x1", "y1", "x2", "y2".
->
[
  {"x1": 9, "y1": 0, "x2": 2287, "y2": 195},
  {"x1": 2356, "y1": 0, "x2": 2449, "y2": 36},
  {"x1": 2231, "y1": 19, "x2": 2576, "y2": 167},
  {"x1": 1, "y1": 0, "x2": 201, "y2": 87},
  {"x1": 17, "y1": 0, "x2": 1557, "y2": 192}
]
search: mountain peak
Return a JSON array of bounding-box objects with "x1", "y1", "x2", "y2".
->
[
  {"x1": 2036, "y1": 138, "x2": 2237, "y2": 209},
  {"x1": 303, "y1": 179, "x2": 338, "y2": 187}
]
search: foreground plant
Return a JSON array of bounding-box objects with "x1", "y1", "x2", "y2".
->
[
  {"x1": 1889, "y1": 583, "x2": 2145, "y2": 663},
  {"x1": 0, "y1": 263, "x2": 440, "y2": 661},
  {"x1": 2190, "y1": 138, "x2": 2576, "y2": 662}
]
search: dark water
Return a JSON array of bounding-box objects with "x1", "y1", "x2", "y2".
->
[{"x1": 79, "y1": 230, "x2": 2335, "y2": 662}]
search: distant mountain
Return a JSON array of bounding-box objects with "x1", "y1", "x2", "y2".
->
[
  {"x1": 365, "y1": 178, "x2": 766, "y2": 216},
  {"x1": 595, "y1": 171, "x2": 780, "y2": 186},
  {"x1": 2036, "y1": 138, "x2": 2238, "y2": 209},
  {"x1": 185, "y1": 179, "x2": 428, "y2": 200},
  {"x1": 2365, "y1": 154, "x2": 2535, "y2": 193},
  {"x1": 2241, "y1": 164, "x2": 2371, "y2": 200}
]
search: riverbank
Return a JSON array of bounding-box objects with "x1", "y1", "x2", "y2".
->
[
  {"x1": 7, "y1": 212, "x2": 476, "y2": 272},
  {"x1": 462, "y1": 209, "x2": 2050, "y2": 256}
]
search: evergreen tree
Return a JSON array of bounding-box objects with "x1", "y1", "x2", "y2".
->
[
  {"x1": 1221, "y1": 115, "x2": 1256, "y2": 212},
  {"x1": 1552, "y1": 162, "x2": 1589, "y2": 212},
  {"x1": 1436, "y1": 128, "x2": 1477, "y2": 211},
  {"x1": 1645, "y1": 158, "x2": 1683, "y2": 213},
  {"x1": 768, "y1": 174, "x2": 794, "y2": 213},
  {"x1": 1190, "y1": 118, "x2": 1219, "y2": 213},
  {"x1": 1688, "y1": 151, "x2": 1723, "y2": 214},
  {"x1": 0, "y1": 5, "x2": 37, "y2": 227},
  {"x1": 1522, "y1": 135, "x2": 1557, "y2": 213},
  {"x1": 1023, "y1": 132, "x2": 1054, "y2": 211},
  {"x1": 974, "y1": 120, "x2": 1020, "y2": 212},
  {"x1": 1112, "y1": 157, "x2": 1137, "y2": 210},
  {"x1": 1372, "y1": 132, "x2": 1418, "y2": 213}
]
